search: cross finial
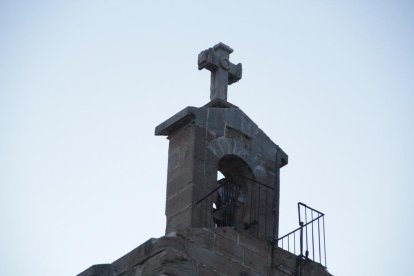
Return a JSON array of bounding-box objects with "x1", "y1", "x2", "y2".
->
[{"x1": 198, "y1": 42, "x2": 242, "y2": 101}]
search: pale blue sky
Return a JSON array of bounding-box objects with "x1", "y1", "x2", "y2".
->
[{"x1": 1, "y1": 1, "x2": 413, "y2": 275}]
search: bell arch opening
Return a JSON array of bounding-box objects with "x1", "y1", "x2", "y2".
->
[
  {"x1": 212, "y1": 155, "x2": 256, "y2": 230},
  {"x1": 196, "y1": 153, "x2": 275, "y2": 239}
]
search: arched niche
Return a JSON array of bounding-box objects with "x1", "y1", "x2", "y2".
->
[{"x1": 213, "y1": 154, "x2": 260, "y2": 232}]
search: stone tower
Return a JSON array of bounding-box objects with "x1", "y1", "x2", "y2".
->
[{"x1": 78, "y1": 43, "x2": 333, "y2": 276}]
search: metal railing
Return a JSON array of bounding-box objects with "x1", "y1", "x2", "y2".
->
[{"x1": 277, "y1": 202, "x2": 327, "y2": 268}]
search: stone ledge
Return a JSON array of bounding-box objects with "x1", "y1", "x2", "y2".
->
[{"x1": 155, "y1": 107, "x2": 196, "y2": 136}]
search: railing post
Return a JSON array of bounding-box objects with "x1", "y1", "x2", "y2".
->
[
  {"x1": 299, "y1": 221, "x2": 304, "y2": 257},
  {"x1": 304, "y1": 208, "x2": 309, "y2": 258},
  {"x1": 318, "y1": 216, "x2": 321, "y2": 263},
  {"x1": 311, "y1": 211, "x2": 315, "y2": 261},
  {"x1": 323, "y1": 215, "x2": 327, "y2": 267}
]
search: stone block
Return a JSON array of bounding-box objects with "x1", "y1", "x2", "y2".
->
[
  {"x1": 214, "y1": 232, "x2": 243, "y2": 262},
  {"x1": 77, "y1": 264, "x2": 114, "y2": 276},
  {"x1": 243, "y1": 248, "x2": 270, "y2": 275},
  {"x1": 214, "y1": 227, "x2": 238, "y2": 242},
  {"x1": 191, "y1": 157, "x2": 217, "y2": 191},
  {"x1": 204, "y1": 109, "x2": 226, "y2": 137},
  {"x1": 192, "y1": 198, "x2": 214, "y2": 228},
  {"x1": 239, "y1": 231, "x2": 271, "y2": 259},
  {"x1": 167, "y1": 151, "x2": 194, "y2": 180},
  {"x1": 187, "y1": 242, "x2": 243, "y2": 276},
  {"x1": 177, "y1": 228, "x2": 214, "y2": 250},
  {"x1": 166, "y1": 144, "x2": 196, "y2": 200},
  {"x1": 155, "y1": 107, "x2": 195, "y2": 136},
  {"x1": 166, "y1": 185, "x2": 193, "y2": 217},
  {"x1": 166, "y1": 168, "x2": 193, "y2": 199},
  {"x1": 135, "y1": 247, "x2": 196, "y2": 276},
  {"x1": 271, "y1": 247, "x2": 297, "y2": 273},
  {"x1": 197, "y1": 264, "x2": 221, "y2": 276},
  {"x1": 165, "y1": 209, "x2": 192, "y2": 234}
]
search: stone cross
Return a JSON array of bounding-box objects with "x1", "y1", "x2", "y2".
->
[{"x1": 198, "y1": 42, "x2": 242, "y2": 101}]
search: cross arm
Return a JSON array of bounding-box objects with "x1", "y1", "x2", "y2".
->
[
  {"x1": 197, "y1": 43, "x2": 234, "y2": 71},
  {"x1": 228, "y1": 63, "x2": 242, "y2": 85},
  {"x1": 198, "y1": 48, "x2": 218, "y2": 71}
]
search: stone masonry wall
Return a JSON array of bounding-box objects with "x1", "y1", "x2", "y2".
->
[{"x1": 78, "y1": 227, "x2": 332, "y2": 276}]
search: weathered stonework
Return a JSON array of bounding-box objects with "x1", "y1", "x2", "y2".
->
[
  {"x1": 78, "y1": 227, "x2": 332, "y2": 276},
  {"x1": 155, "y1": 100, "x2": 288, "y2": 242}
]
